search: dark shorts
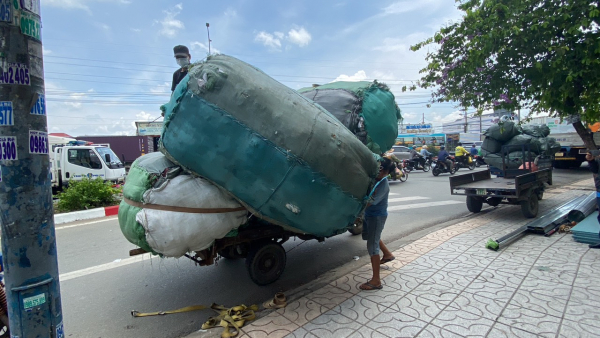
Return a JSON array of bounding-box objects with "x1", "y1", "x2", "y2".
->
[{"x1": 362, "y1": 216, "x2": 387, "y2": 256}]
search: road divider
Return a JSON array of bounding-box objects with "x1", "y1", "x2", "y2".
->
[{"x1": 54, "y1": 205, "x2": 120, "y2": 225}]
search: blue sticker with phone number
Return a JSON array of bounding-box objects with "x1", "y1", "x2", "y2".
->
[
  {"x1": 0, "y1": 0, "x2": 11, "y2": 22},
  {"x1": 0, "y1": 136, "x2": 17, "y2": 161},
  {"x1": 29, "y1": 130, "x2": 48, "y2": 155},
  {"x1": 30, "y1": 94, "x2": 45, "y2": 115},
  {"x1": 0, "y1": 63, "x2": 30, "y2": 86}
]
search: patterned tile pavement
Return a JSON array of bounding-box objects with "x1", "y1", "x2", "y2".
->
[{"x1": 238, "y1": 178, "x2": 600, "y2": 338}]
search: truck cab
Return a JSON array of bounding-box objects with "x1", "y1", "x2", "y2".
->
[{"x1": 50, "y1": 143, "x2": 126, "y2": 191}]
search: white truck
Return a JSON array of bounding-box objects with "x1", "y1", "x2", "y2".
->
[{"x1": 49, "y1": 135, "x2": 126, "y2": 191}]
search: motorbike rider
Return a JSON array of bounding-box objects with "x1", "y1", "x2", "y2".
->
[
  {"x1": 438, "y1": 146, "x2": 453, "y2": 171},
  {"x1": 470, "y1": 144, "x2": 479, "y2": 157},
  {"x1": 408, "y1": 146, "x2": 424, "y2": 169},
  {"x1": 420, "y1": 145, "x2": 432, "y2": 157},
  {"x1": 454, "y1": 142, "x2": 469, "y2": 166},
  {"x1": 384, "y1": 150, "x2": 402, "y2": 179}
]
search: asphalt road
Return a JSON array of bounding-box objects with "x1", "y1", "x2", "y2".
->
[{"x1": 55, "y1": 167, "x2": 591, "y2": 338}]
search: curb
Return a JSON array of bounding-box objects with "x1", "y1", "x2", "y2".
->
[{"x1": 54, "y1": 205, "x2": 119, "y2": 225}]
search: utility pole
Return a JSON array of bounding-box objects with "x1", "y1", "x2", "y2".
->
[
  {"x1": 422, "y1": 113, "x2": 424, "y2": 124},
  {"x1": 479, "y1": 114, "x2": 483, "y2": 141},
  {"x1": 464, "y1": 107, "x2": 468, "y2": 133},
  {"x1": 0, "y1": 2, "x2": 64, "y2": 337}
]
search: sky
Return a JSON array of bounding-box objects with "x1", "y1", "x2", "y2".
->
[{"x1": 40, "y1": 0, "x2": 472, "y2": 137}]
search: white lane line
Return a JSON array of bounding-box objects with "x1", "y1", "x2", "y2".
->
[
  {"x1": 56, "y1": 216, "x2": 118, "y2": 230},
  {"x1": 388, "y1": 200, "x2": 463, "y2": 211},
  {"x1": 389, "y1": 192, "x2": 400, "y2": 196},
  {"x1": 388, "y1": 197, "x2": 429, "y2": 203},
  {"x1": 59, "y1": 253, "x2": 154, "y2": 282}
]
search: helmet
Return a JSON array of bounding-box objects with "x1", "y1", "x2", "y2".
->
[
  {"x1": 440, "y1": 146, "x2": 445, "y2": 150},
  {"x1": 422, "y1": 145, "x2": 428, "y2": 149},
  {"x1": 458, "y1": 142, "x2": 463, "y2": 146},
  {"x1": 471, "y1": 144, "x2": 476, "y2": 147}
]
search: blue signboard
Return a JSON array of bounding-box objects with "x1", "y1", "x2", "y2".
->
[{"x1": 0, "y1": 101, "x2": 13, "y2": 126}]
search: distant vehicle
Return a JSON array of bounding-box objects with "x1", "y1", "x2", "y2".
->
[
  {"x1": 392, "y1": 145, "x2": 412, "y2": 160},
  {"x1": 49, "y1": 136, "x2": 126, "y2": 192},
  {"x1": 76, "y1": 135, "x2": 157, "y2": 169}
]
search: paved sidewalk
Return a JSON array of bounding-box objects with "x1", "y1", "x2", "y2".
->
[{"x1": 233, "y1": 178, "x2": 597, "y2": 338}]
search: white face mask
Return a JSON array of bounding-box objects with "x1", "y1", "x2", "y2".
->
[{"x1": 176, "y1": 58, "x2": 190, "y2": 67}]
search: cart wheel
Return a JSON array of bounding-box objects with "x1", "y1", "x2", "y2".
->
[
  {"x1": 348, "y1": 218, "x2": 363, "y2": 235},
  {"x1": 466, "y1": 196, "x2": 483, "y2": 213},
  {"x1": 536, "y1": 189, "x2": 544, "y2": 201},
  {"x1": 487, "y1": 197, "x2": 502, "y2": 207},
  {"x1": 246, "y1": 241, "x2": 286, "y2": 286},
  {"x1": 521, "y1": 192, "x2": 539, "y2": 218}
]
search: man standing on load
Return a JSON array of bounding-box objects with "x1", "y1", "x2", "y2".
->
[{"x1": 172, "y1": 45, "x2": 191, "y2": 93}]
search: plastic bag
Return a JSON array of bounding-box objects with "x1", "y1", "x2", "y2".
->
[{"x1": 483, "y1": 121, "x2": 522, "y2": 142}]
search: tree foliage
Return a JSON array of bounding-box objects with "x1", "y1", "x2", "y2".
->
[{"x1": 412, "y1": 0, "x2": 600, "y2": 131}]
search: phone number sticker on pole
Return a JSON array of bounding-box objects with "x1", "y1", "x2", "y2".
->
[
  {"x1": 0, "y1": 101, "x2": 13, "y2": 125},
  {"x1": 0, "y1": 0, "x2": 11, "y2": 22},
  {"x1": 20, "y1": 0, "x2": 40, "y2": 16},
  {"x1": 20, "y1": 11, "x2": 40, "y2": 40},
  {"x1": 30, "y1": 94, "x2": 44, "y2": 115},
  {"x1": 0, "y1": 63, "x2": 30, "y2": 85},
  {"x1": 29, "y1": 130, "x2": 48, "y2": 154},
  {"x1": 0, "y1": 136, "x2": 17, "y2": 160}
]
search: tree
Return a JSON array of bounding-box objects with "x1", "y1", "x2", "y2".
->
[{"x1": 410, "y1": 0, "x2": 600, "y2": 149}]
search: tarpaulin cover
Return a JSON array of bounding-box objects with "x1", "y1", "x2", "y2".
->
[
  {"x1": 483, "y1": 121, "x2": 522, "y2": 142},
  {"x1": 540, "y1": 137, "x2": 562, "y2": 155},
  {"x1": 298, "y1": 81, "x2": 401, "y2": 154},
  {"x1": 160, "y1": 54, "x2": 378, "y2": 237},
  {"x1": 481, "y1": 137, "x2": 502, "y2": 156},
  {"x1": 504, "y1": 134, "x2": 542, "y2": 154}
]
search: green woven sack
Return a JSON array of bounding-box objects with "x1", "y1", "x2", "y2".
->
[
  {"x1": 160, "y1": 54, "x2": 378, "y2": 237},
  {"x1": 299, "y1": 81, "x2": 401, "y2": 154}
]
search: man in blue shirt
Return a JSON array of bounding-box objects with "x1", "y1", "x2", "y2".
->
[
  {"x1": 437, "y1": 146, "x2": 453, "y2": 171},
  {"x1": 470, "y1": 144, "x2": 479, "y2": 157},
  {"x1": 360, "y1": 158, "x2": 396, "y2": 290}
]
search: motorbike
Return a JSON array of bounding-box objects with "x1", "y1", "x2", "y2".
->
[
  {"x1": 403, "y1": 156, "x2": 431, "y2": 173},
  {"x1": 454, "y1": 154, "x2": 476, "y2": 171},
  {"x1": 389, "y1": 162, "x2": 408, "y2": 182},
  {"x1": 473, "y1": 155, "x2": 486, "y2": 167},
  {"x1": 431, "y1": 157, "x2": 457, "y2": 176}
]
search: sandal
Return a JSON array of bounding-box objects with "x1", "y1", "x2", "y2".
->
[
  {"x1": 263, "y1": 292, "x2": 287, "y2": 309},
  {"x1": 380, "y1": 256, "x2": 395, "y2": 264},
  {"x1": 359, "y1": 282, "x2": 383, "y2": 291}
]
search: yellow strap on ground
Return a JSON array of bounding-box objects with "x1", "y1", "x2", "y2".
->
[{"x1": 132, "y1": 303, "x2": 259, "y2": 338}]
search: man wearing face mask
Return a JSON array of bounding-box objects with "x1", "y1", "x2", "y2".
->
[{"x1": 171, "y1": 45, "x2": 191, "y2": 93}]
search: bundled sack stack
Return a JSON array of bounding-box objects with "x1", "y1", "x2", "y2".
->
[
  {"x1": 480, "y1": 121, "x2": 561, "y2": 169},
  {"x1": 118, "y1": 152, "x2": 247, "y2": 258},
  {"x1": 298, "y1": 81, "x2": 402, "y2": 154},
  {"x1": 159, "y1": 54, "x2": 378, "y2": 238}
]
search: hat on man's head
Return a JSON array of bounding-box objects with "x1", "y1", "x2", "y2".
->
[{"x1": 173, "y1": 45, "x2": 190, "y2": 57}]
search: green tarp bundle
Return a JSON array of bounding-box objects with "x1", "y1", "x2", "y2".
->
[
  {"x1": 160, "y1": 54, "x2": 378, "y2": 237},
  {"x1": 298, "y1": 81, "x2": 401, "y2": 154}
]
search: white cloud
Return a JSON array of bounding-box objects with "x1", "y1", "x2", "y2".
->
[
  {"x1": 383, "y1": 0, "x2": 443, "y2": 15},
  {"x1": 274, "y1": 32, "x2": 285, "y2": 39},
  {"x1": 190, "y1": 41, "x2": 220, "y2": 54},
  {"x1": 157, "y1": 3, "x2": 185, "y2": 38},
  {"x1": 255, "y1": 31, "x2": 282, "y2": 50},
  {"x1": 43, "y1": 47, "x2": 52, "y2": 55},
  {"x1": 131, "y1": 28, "x2": 141, "y2": 33},
  {"x1": 287, "y1": 27, "x2": 311, "y2": 47},
  {"x1": 333, "y1": 70, "x2": 368, "y2": 82}
]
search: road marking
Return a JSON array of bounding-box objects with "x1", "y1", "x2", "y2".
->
[
  {"x1": 388, "y1": 200, "x2": 463, "y2": 211},
  {"x1": 389, "y1": 193, "x2": 399, "y2": 196},
  {"x1": 388, "y1": 197, "x2": 429, "y2": 203},
  {"x1": 56, "y1": 216, "x2": 118, "y2": 230},
  {"x1": 59, "y1": 253, "x2": 154, "y2": 282}
]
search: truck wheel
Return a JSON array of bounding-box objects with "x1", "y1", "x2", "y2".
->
[
  {"x1": 466, "y1": 196, "x2": 483, "y2": 213},
  {"x1": 520, "y1": 193, "x2": 539, "y2": 218},
  {"x1": 246, "y1": 241, "x2": 286, "y2": 286}
]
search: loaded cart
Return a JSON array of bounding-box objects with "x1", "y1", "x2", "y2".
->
[{"x1": 449, "y1": 145, "x2": 553, "y2": 218}]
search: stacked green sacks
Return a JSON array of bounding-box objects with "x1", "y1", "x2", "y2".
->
[
  {"x1": 481, "y1": 121, "x2": 561, "y2": 169},
  {"x1": 118, "y1": 152, "x2": 247, "y2": 257},
  {"x1": 160, "y1": 54, "x2": 379, "y2": 238},
  {"x1": 298, "y1": 81, "x2": 402, "y2": 154}
]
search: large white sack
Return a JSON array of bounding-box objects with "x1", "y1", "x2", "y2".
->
[{"x1": 136, "y1": 174, "x2": 247, "y2": 258}]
